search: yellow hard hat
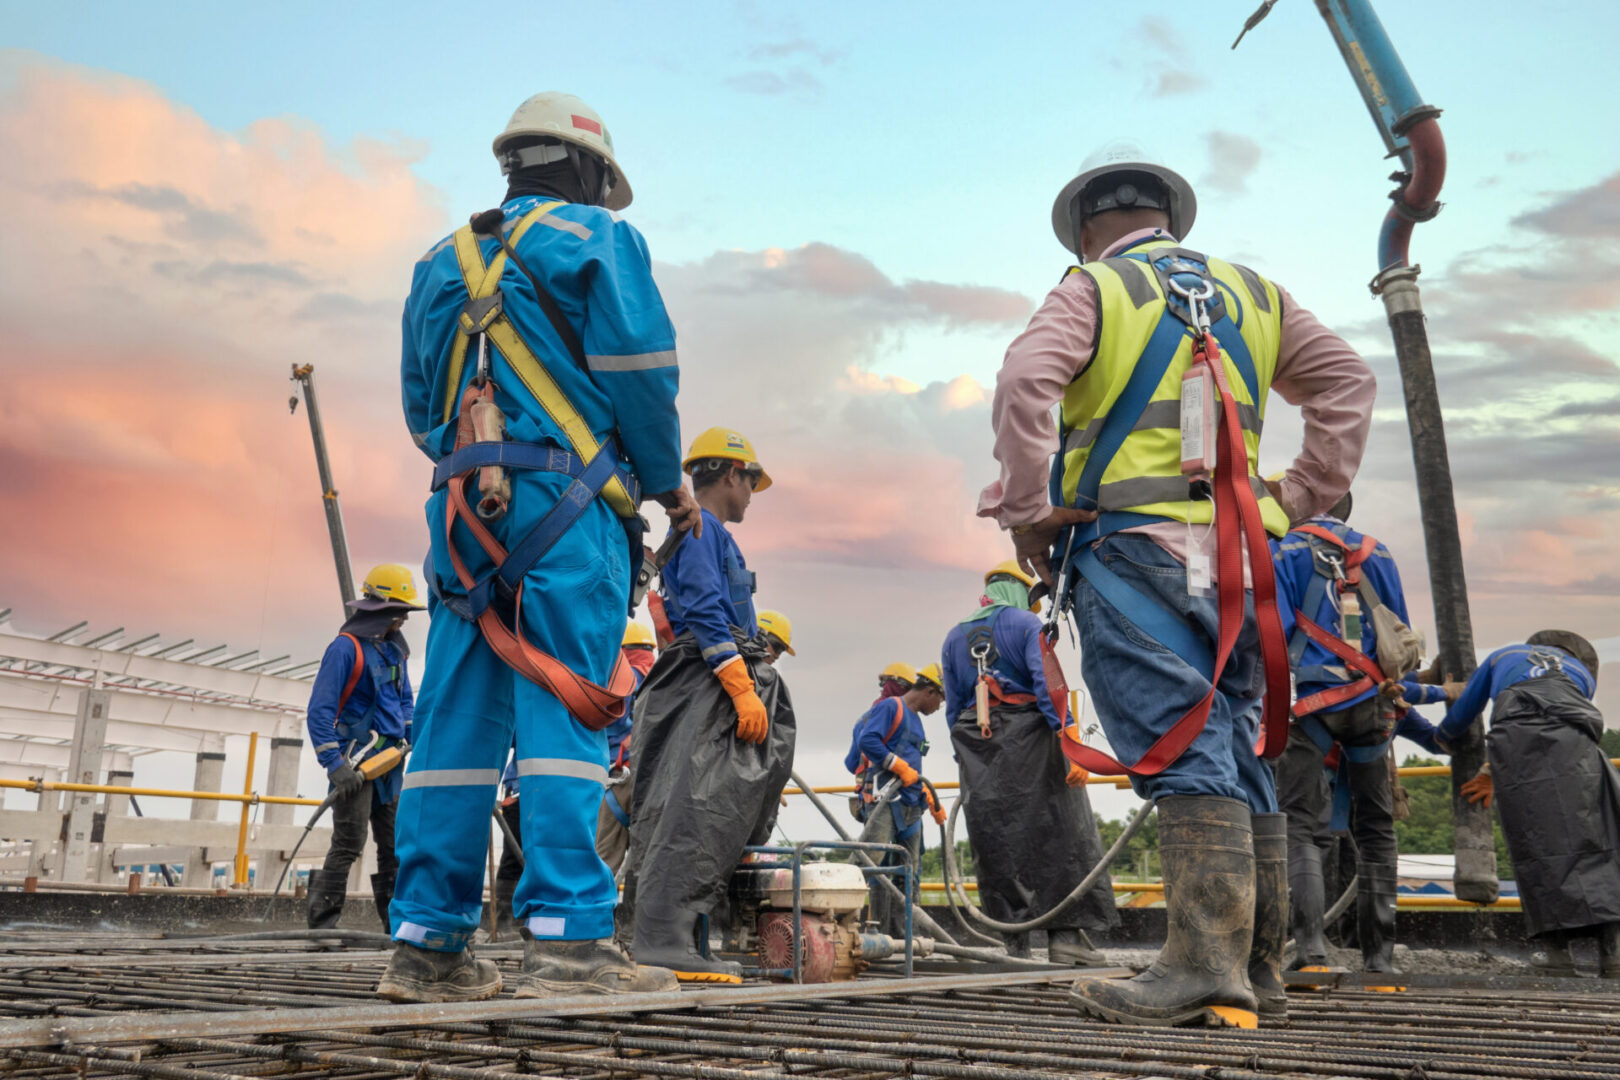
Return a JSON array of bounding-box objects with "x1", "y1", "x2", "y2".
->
[
  {"x1": 622, "y1": 622, "x2": 656, "y2": 650},
  {"x1": 682, "y1": 427, "x2": 772, "y2": 492},
  {"x1": 915, "y1": 662, "x2": 944, "y2": 690},
  {"x1": 756, "y1": 610, "x2": 795, "y2": 655},
  {"x1": 880, "y1": 661, "x2": 918, "y2": 686},
  {"x1": 985, "y1": 560, "x2": 1042, "y2": 615},
  {"x1": 360, "y1": 564, "x2": 426, "y2": 609}
]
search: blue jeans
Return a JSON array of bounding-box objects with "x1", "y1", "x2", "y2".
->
[{"x1": 1075, "y1": 533, "x2": 1277, "y2": 813}]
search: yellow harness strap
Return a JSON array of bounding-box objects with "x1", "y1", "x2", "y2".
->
[{"x1": 441, "y1": 203, "x2": 636, "y2": 518}]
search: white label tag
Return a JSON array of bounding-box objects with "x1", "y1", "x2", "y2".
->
[{"x1": 1188, "y1": 551, "x2": 1213, "y2": 595}]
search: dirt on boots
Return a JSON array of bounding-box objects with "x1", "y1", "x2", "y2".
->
[
  {"x1": 1248, "y1": 813, "x2": 1289, "y2": 1022},
  {"x1": 514, "y1": 937, "x2": 680, "y2": 998},
  {"x1": 376, "y1": 942, "x2": 501, "y2": 1003},
  {"x1": 1047, "y1": 929, "x2": 1107, "y2": 967}
]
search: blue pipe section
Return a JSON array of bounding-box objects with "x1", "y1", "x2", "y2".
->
[
  {"x1": 1376, "y1": 207, "x2": 1405, "y2": 272},
  {"x1": 1318, "y1": 0, "x2": 1429, "y2": 161}
]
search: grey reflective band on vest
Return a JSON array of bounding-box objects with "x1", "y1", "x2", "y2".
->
[
  {"x1": 1097, "y1": 474, "x2": 1271, "y2": 511},
  {"x1": 514, "y1": 757, "x2": 608, "y2": 785},
  {"x1": 1064, "y1": 400, "x2": 1263, "y2": 455},
  {"x1": 586, "y1": 350, "x2": 678, "y2": 372},
  {"x1": 1100, "y1": 257, "x2": 1158, "y2": 309},
  {"x1": 1229, "y1": 263, "x2": 1270, "y2": 313},
  {"x1": 701, "y1": 641, "x2": 739, "y2": 660},
  {"x1": 401, "y1": 768, "x2": 501, "y2": 791}
]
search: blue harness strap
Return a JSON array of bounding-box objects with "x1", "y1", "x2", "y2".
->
[
  {"x1": 430, "y1": 440, "x2": 640, "y2": 503},
  {"x1": 1298, "y1": 712, "x2": 1389, "y2": 832},
  {"x1": 603, "y1": 786, "x2": 630, "y2": 827}
]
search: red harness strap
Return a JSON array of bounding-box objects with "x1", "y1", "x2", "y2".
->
[
  {"x1": 983, "y1": 676, "x2": 1038, "y2": 708},
  {"x1": 443, "y1": 383, "x2": 636, "y2": 731},
  {"x1": 1038, "y1": 632, "x2": 1071, "y2": 726},
  {"x1": 1062, "y1": 328, "x2": 1292, "y2": 775},
  {"x1": 857, "y1": 698, "x2": 908, "y2": 797},
  {"x1": 646, "y1": 591, "x2": 675, "y2": 650},
  {"x1": 1290, "y1": 609, "x2": 1388, "y2": 717}
]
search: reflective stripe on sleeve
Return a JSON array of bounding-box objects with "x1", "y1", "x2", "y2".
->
[
  {"x1": 586, "y1": 350, "x2": 678, "y2": 372},
  {"x1": 702, "y1": 641, "x2": 740, "y2": 660}
]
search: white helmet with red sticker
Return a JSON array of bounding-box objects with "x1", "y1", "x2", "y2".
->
[{"x1": 493, "y1": 92, "x2": 632, "y2": 210}]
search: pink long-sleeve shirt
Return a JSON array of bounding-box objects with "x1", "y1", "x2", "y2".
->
[{"x1": 977, "y1": 229, "x2": 1376, "y2": 567}]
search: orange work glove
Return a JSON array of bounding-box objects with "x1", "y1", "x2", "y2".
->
[
  {"x1": 925, "y1": 788, "x2": 947, "y2": 826},
  {"x1": 1066, "y1": 761, "x2": 1089, "y2": 787},
  {"x1": 716, "y1": 659, "x2": 769, "y2": 744},
  {"x1": 884, "y1": 756, "x2": 921, "y2": 787},
  {"x1": 1460, "y1": 768, "x2": 1494, "y2": 808}
]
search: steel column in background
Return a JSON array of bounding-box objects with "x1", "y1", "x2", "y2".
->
[
  {"x1": 291, "y1": 364, "x2": 356, "y2": 616},
  {"x1": 59, "y1": 689, "x2": 111, "y2": 883}
]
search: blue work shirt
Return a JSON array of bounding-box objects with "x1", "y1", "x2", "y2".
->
[
  {"x1": 306, "y1": 634, "x2": 413, "y2": 773},
  {"x1": 1272, "y1": 516, "x2": 1414, "y2": 714},
  {"x1": 1440, "y1": 644, "x2": 1597, "y2": 742},
  {"x1": 844, "y1": 697, "x2": 929, "y2": 806},
  {"x1": 941, "y1": 606, "x2": 1061, "y2": 730},
  {"x1": 401, "y1": 195, "x2": 683, "y2": 497},
  {"x1": 659, "y1": 508, "x2": 757, "y2": 670}
]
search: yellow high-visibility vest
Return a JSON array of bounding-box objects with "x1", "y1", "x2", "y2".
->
[{"x1": 1060, "y1": 238, "x2": 1289, "y2": 538}]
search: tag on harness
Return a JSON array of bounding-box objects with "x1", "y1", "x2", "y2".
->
[
  {"x1": 1187, "y1": 550, "x2": 1213, "y2": 596},
  {"x1": 1180, "y1": 363, "x2": 1219, "y2": 481}
]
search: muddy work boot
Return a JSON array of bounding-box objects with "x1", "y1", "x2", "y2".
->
[
  {"x1": 1047, "y1": 929, "x2": 1107, "y2": 967},
  {"x1": 1070, "y1": 796, "x2": 1258, "y2": 1028},
  {"x1": 1529, "y1": 932, "x2": 1578, "y2": 977},
  {"x1": 493, "y1": 877, "x2": 519, "y2": 941},
  {"x1": 633, "y1": 905, "x2": 743, "y2": 984},
  {"x1": 1248, "y1": 813, "x2": 1288, "y2": 1022},
  {"x1": 1600, "y1": 923, "x2": 1620, "y2": 979},
  {"x1": 514, "y1": 936, "x2": 680, "y2": 998},
  {"x1": 1286, "y1": 844, "x2": 1330, "y2": 970},
  {"x1": 376, "y1": 942, "x2": 501, "y2": 1002},
  {"x1": 1004, "y1": 932, "x2": 1032, "y2": 960},
  {"x1": 370, "y1": 872, "x2": 395, "y2": 935},
  {"x1": 305, "y1": 868, "x2": 348, "y2": 930},
  {"x1": 1357, "y1": 862, "x2": 1400, "y2": 975}
]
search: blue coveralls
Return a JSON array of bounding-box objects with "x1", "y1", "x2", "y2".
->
[
  {"x1": 306, "y1": 633, "x2": 414, "y2": 785},
  {"x1": 1439, "y1": 645, "x2": 1597, "y2": 742},
  {"x1": 940, "y1": 607, "x2": 1060, "y2": 730},
  {"x1": 658, "y1": 508, "x2": 757, "y2": 666},
  {"x1": 395, "y1": 194, "x2": 682, "y2": 951},
  {"x1": 845, "y1": 697, "x2": 929, "y2": 808}
]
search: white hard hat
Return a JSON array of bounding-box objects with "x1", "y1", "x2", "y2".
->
[
  {"x1": 493, "y1": 92, "x2": 632, "y2": 211},
  {"x1": 1051, "y1": 140, "x2": 1196, "y2": 253}
]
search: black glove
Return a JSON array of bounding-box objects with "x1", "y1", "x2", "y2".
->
[{"x1": 328, "y1": 762, "x2": 363, "y2": 799}]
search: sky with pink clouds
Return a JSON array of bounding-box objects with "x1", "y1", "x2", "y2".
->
[{"x1": 1, "y1": 2, "x2": 1618, "y2": 832}]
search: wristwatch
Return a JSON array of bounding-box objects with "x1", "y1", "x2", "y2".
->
[{"x1": 1010, "y1": 522, "x2": 1038, "y2": 536}]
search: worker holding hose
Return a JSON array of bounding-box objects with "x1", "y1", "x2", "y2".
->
[
  {"x1": 940, "y1": 563, "x2": 1117, "y2": 965},
  {"x1": 845, "y1": 663, "x2": 947, "y2": 935},
  {"x1": 979, "y1": 141, "x2": 1375, "y2": 1025},
  {"x1": 303, "y1": 563, "x2": 422, "y2": 933},
  {"x1": 385, "y1": 91, "x2": 700, "y2": 1003},
  {"x1": 626, "y1": 428, "x2": 796, "y2": 984}
]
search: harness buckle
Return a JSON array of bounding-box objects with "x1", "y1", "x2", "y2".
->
[{"x1": 458, "y1": 291, "x2": 504, "y2": 336}]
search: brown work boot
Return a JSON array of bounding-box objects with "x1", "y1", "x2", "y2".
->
[
  {"x1": 1069, "y1": 796, "x2": 1259, "y2": 1028},
  {"x1": 1248, "y1": 813, "x2": 1289, "y2": 1022},
  {"x1": 376, "y1": 942, "x2": 501, "y2": 1002},
  {"x1": 514, "y1": 937, "x2": 680, "y2": 998}
]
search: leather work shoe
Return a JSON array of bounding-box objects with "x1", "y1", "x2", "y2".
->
[
  {"x1": 514, "y1": 937, "x2": 680, "y2": 998},
  {"x1": 1070, "y1": 796, "x2": 1259, "y2": 1028},
  {"x1": 376, "y1": 941, "x2": 501, "y2": 1002},
  {"x1": 1047, "y1": 929, "x2": 1107, "y2": 967}
]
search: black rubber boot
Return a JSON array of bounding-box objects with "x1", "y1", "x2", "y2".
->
[
  {"x1": 1286, "y1": 843, "x2": 1329, "y2": 969},
  {"x1": 632, "y1": 905, "x2": 742, "y2": 984},
  {"x1": 514, "y1": 935, "x2": 680, "y2": 997},
  {"x1": 1357, "y1": 862, "x2": 1400, "y2": 974},
  {"x1": 375, "y1": 942, "x2": 501, "y2": 1002},
  {"x1": 493, "y1": 877, "x2": 519, "y2": 941},
  {"x1": 1600, "y1": 923, "x2": 1620, "y2": 979},
  {"x1": 1004, "y1": 932, "x2": 1032, "y2": 960},
  {"x1": 1249, "y1": 813, "x2": 1288, "y2": 1022},
  {"x1": 1069, "y1": 796, "x2": 1258, "y2": 1027},
  {"x1": 305, "y1": 869, "x2": 347, "y2": 930},
  {"x1": 1530, "y1": 932, "x2": 1578, "y2": 976},
  {"x1": 1047, "y1": 929, "x2": 1106, "y2": 966},
  {"x1": 370, "y1": 872, "x2": 395, "y2": 935}
]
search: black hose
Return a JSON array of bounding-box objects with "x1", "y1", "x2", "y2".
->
[{"x1": 260, "y1": 794, "x2": 336, "y2": 922}]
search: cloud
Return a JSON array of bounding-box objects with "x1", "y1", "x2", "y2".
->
[
  {"x1": 724, "y1": 69, "x2": 823, "y2": 96},
  {"x1": 1201, "y1": 131, "x2": 1262, "y2": 195},
  {"x1": 1138, "y1": 18, "x2": 1208, "y2": 97},
  {"x1": 748, "y1": 38, "x2": 844, "y2": 65},
  {"x1": 1511, "y1": 171, "x2": 1620, "y2": 238}
]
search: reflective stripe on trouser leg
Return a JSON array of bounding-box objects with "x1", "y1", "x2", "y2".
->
[{"x1": 390, "y1": 611, "x2": 514, "y2": 952}]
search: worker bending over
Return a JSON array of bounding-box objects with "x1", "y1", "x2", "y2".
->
[
  {"x1": 980, "y1": 142, "x2": 1375, "y2": 1025},
  {"x1": 386, "y1": 91, "x2": 699, "y2": 1002},
  {"x1": 1270, "y1": 491, "x2": 1442, "y2": 974},
  {"x1": 940, "y1": 563, "x2": 1117, "y2": 965},
  {"x1": 304, "y1": 564, "x2": 422, "y2": 932},
  {"x1": 1444, "y1": 632, "x2": 1620, "y2": 978},
  {"x1": 845, "y1": 663, "x2": 947, "y2": 935},
  {"x1": 627, "y1": 428, "x2": 796, "y2": 983}
]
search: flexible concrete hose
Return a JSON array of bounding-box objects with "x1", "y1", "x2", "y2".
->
[{"x1": 941, "y1": 787, "x2": 1155, "y2": 936}]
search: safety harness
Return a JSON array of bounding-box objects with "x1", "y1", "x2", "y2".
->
[
  {"x1": 431, "y1": 202, "x2": 642, "y2": 730},
  {"x1": 1055, "y1": 246, "x2": 1291, "y2": 776},
  {"x1": 853, "y1": 698, "x2": 927, "y2": 825}
]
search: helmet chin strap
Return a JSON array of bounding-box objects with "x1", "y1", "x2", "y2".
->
[{"x1": 564, "y1": 145, "x2": 613, "y2": 208}]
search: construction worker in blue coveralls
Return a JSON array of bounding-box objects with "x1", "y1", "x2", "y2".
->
[
  {"x1": 845, "y1": 663, "x2": 947, "y2": 936},
  {"x1": 627, "y1": 427, "x2": 796, "y2": 984},
  {"x1": 1270, "y1": 490, "x2": 1463, "y2": 975},
  {"x1": 940, "y1": 563, "x2": 1117, "y2": 966},
  {"x1": 304, "y1": 564, "x2": 423, "y2": 932},
  {"x1": 1439, "y1": 632, "x2": 1620, "y2": 979},
  {"x1": 382, "y1": 91, "x2": 701, "y2": 1003},
  {"x1": 980, "y1": 141, "x2": 1377, "y2": 1026}
]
